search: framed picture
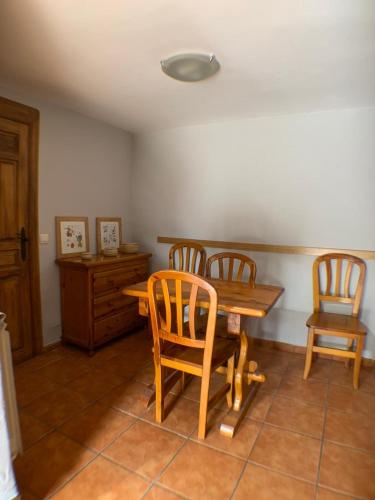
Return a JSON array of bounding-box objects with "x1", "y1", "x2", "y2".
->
[
  {"x1": 55, "y1": 216, "x2": 89, "y2": 259},
  {"x1": 96, "y1": 217, "x2": 122, "y2": 253}
]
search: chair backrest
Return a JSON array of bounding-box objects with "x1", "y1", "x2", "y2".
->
[
  {"x1": 312, "y1": 253, "x2": 366, "y2": 317},
  {"x1": 168, "y1": 242, "x2": 206, "y2": 275},
  {"x1": 148, "y1": 270, "x2": 218, "y2": 358},
  {"x1": 205, "y1": 252, "x2": 257, "y2": 286}
]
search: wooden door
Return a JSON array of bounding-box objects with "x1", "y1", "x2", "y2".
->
[{"x1": 0, "y1": 98, "x2": 42, "y2": 363}]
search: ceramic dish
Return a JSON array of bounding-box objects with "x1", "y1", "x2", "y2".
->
[
  {"x1": 120, "y1": 243, "x2": 139, "y2": 254},
  {"x1": 102, "y1": 248, "x2": 118, "y2": 257}
]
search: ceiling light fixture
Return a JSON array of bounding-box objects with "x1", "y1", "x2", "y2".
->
[{"x1": 160, "y1": 53, "x2": 220, "y2": 82}]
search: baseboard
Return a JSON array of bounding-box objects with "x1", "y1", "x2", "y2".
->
[
  {"x1": 249, "y1": 336, "x2": 375, "y2": 367},
  {"x1": 42, "y1": 340, "x2": 61, "y2": 352}
]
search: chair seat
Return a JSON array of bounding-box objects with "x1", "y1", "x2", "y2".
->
[
  {"x1": 161, "y1": 337, "x2": 238, "y2": 373},
  {"x1": 306, "y1": 312, "x2": 366, "y2": 335}
]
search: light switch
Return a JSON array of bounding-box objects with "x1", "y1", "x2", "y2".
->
[{"x1": 40, "y1": 234, "x2": 49, "y2": 244}]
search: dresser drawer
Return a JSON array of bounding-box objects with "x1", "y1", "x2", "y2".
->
[
  {"x1": 93, "y1": 263, "x2": 148, "y2": 296},
  {"x1": 57, "y1": 252, "x2": 151, "y2": 353},
  {"x1": 94, "y1": 304, "x2": 140, "y2": 343},
  {"x1": 93, "y1": 292, "x2": 137, "y2": 319}
]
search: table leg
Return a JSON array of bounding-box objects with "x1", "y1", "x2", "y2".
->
[
  {"x1": 233, "y1": 330, "x2": 248, "y2": 411},
  {"x1": 220, "y1": 314, "x2": 266, "y2": 438}
]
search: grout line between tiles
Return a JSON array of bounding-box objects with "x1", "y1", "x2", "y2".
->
[
  {"x1": 269, "y1": 391, "x2": 326, "y2": 408},
  {"x1": 229, "y1": 371, "x2": 282, "y2": 499},
  {"x1": 98, "y1": 416, "x2": 140, "y2": 454},
  {"x1": 260, "y1": 421, "x2": 323, "y2": 441},
  {"x1": 316, "y1": 485, "x2": 365, "y2": 500},
  {"x1": 270, "y1": 391, "x2": 327, "y2": 407},
  {"x1": 21, "y1": 427, "x2": 56, "y2": 452},
  {"x1": 21, "y1": 383, "x2": 96, "y2": 419},
  {"x1": 58, "y1": 412, "x2": 139, "y2": 455},
  {"x1": 227, "y1": 461, "x2": 247, "y2": 500},
  {"x1": 151, "y1": 483, "x2": 190, "y2": 500},
  {"x1": 21, "y1": 363, "x2": 152, "y2": 434},
  {"x1": 323, "y1": 437, "x2": 375, "y2": 457},
  {"x1": 44, "y1": 451, "x2": 100, "y2": 499},
  {"x1": 186, "y1": 435, "x2": 249, "y2": 461},
  {"x1": 136, "y1": 413, "x2": 198, "y2": 440},
  {"x1": 139, "y1": 439, "x2": 189, "y2": 499},
  {"x1": 313, "y1": 361, "x2": 330, "y2": 500},
  {"x1": 240, "y1": 355, "x2": 337, "y2": 496},
  {"x1": 246, "y1": 460, "x2": 318, "y2": 487},
  {"x1": 85, "y1": 405, "x2": 190, "y2": 494},
  {"x1": 98, "y1": 452, "x2": 153, "y2": 482}
]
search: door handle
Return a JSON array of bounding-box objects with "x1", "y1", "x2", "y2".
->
[{"x1": 16, "y1": 227, "x2": 29, "y2": 261}]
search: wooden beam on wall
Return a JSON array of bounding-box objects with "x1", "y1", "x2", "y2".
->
[{"x1": 157, "y1": 236, "x2": 375, "y2": 260}]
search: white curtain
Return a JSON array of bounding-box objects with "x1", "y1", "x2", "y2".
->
[
  {"x1": 0, "y1": 312, "x2": 19, "y2": 500},
  {"x1": 0, "y1": 365, "x2": 18, "y2": 500}
]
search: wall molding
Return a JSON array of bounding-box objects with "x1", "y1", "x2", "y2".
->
[
  {"x1": 249, "y1": 336, "x2": 375, "y2": 365},
  {"x1": 157, "y1": 236, "x2": 375, "y2": 260}
]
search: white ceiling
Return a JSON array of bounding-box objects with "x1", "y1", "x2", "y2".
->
[{"x1": 1, "y1": 0, "x2": 374, "y2": 132}]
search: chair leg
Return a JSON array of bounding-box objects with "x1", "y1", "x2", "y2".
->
[
  {"x1": 179, "y1": 372, "x2": 186, "y2": 394},
  {"x1": 155, "y1": 364, "x2": 164, "y2": 423},
  {"x1": 353, "y1": 336, "x2": 364, "y2": 390},
  {"x1": 226, "y1": 355, "x2": 235, "y2": 408},
  {"x1": 345, "y1": 338, "x2": 354, "y2": 368},
  {"x1": 303, "y1": 328, "x2": 314, "y2": 380},
  {"x1": 198, "y1": 368, "x2": 210, "y2": 440}
]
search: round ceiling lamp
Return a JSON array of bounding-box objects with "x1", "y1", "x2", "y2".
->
[{"x1": 160, "y1": 53, "x2": 220, "y2": 82}]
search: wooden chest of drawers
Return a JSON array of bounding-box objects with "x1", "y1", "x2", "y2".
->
[{"x1": 56, "y1": 253, "x2": 151, "y2": 353}]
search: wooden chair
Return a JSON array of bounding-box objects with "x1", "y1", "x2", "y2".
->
[
  {"x1": 169, "y1": 242, "x2": 206, "y2": 275},
  {"x1": 206, "y1": 252, "x2": 257, "y2": 285},
  {"x1": 304, "y1": 253, "x2": 367, "y2": 389},
  {"x1": 205, "y1": 252, "x2": 257, "y2": 338},
  {"x1": 148, "y1": 270, "x2": 238, "y2": 439}
]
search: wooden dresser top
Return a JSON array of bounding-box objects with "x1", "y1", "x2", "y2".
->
[{"x1": 56, "y1": 252, "x2": 152, "y2": 269}]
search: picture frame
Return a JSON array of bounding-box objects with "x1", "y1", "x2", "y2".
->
[
  {"x1": 55, "y1": 216, "x2": 89, "y2": 259},
  {"x1": 96, "y1": 217, "x2": 122, "y2": 253}
]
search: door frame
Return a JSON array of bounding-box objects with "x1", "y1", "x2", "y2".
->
[{"x1": 0, "y1": 96, "x2": 43, "y2": 355}]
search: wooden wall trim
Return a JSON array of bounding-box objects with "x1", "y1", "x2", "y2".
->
[{"x1": 157, "y1": 236, "x2": 375, "y2": 260}]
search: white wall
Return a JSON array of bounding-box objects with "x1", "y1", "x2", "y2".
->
[
  {"x1": 132, "y1": 107, "x2": 375, "y2": 358},
  {"x1": 1, "y1": 88, "x2": 134, "y2": 345}
]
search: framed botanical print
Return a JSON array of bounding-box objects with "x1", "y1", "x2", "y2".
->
[
  {"x1": 96, "y1": 217, "x2": 122, "y2": 253},
  {"x1": 55, "y1": 216, "x2": 89, "y2": 259}
]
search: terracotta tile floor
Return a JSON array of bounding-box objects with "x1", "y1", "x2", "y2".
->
[{"x1": 13, "y1": 328, "x2": 375, "y2": 499}]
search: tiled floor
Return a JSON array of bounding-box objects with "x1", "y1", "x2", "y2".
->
[{"x1": 13, "y1": 328, "x2": 375, "y2": 499}]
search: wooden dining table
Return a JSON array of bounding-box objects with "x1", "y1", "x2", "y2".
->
[{"x1": 123, "y1": 278, "x2": 284, "y2": 437}]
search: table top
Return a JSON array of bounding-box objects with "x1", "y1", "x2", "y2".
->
[{"x1": 123, "y1": 278, "x2": 284, "y2": 318}]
